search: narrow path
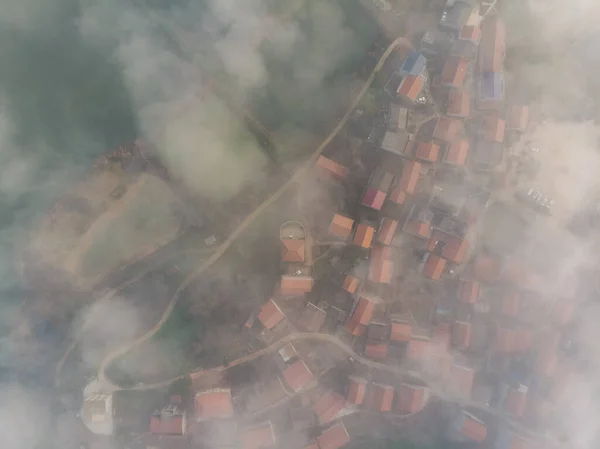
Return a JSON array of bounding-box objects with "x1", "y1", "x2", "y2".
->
[{"x1": 93, "y1": 35, "x2": 413, "y2": 388}]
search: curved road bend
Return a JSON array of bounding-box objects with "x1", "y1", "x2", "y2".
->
[{"x1": 94, "y1": 35, "x2": 414, "y2": 388}]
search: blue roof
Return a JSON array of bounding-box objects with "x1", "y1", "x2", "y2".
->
[
  {"x1": 480, "y1": 71, "x2": 505, "y2": 101},
  {"x1": 399, "y1": 51, "x2": 426, "y2": 77}
]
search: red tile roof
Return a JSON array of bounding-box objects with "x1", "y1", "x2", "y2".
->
[
  {"x1": 344, "y1": 296, "x2": 375, "y2": 336},
  {"x1": 391, "y1": 321, "x2": 412, "y2": 342},
  {"x1": 495, "y1": 327, "x2": 516, "y2": 353},
  {"x1": 441, "y1": 57, "x2": 468, "y2": 88},
  {"x1": 397, "y1": 75, "x2": 426, "y2": 102},
  {"x1": 316, "y1": 156, "x2": 348, "y2": 179},
  {"x1": 365, "y1": 342, "x2": 389, "y2": 360},
  {"x1": 282, "y1": 360, "x2": 313, "y2": 393},
  {"x1": 195, "y1": 389, "x2": 234, "y2": 421},
  {"x1": 447, "y1": 90, "x2": 471, "y2": 118},
  {"x1": 369, "y1": 245, "x2": 393, "y2": 284},
  {"x1": 449, "y1": 364, "x2": 475, "y2": 398},
  {"x1": 433, "y1": 323, "x2": 451, "y2": 351},
  {"x1": 317, "y1": 423, "x2": 350, "y2": 449},
  {"x1": 342, "y1": 274, "x2": 360, "y2": 294},
  {"x1": 423, "y1": 254, "x2": 446, "y2": 280},
  {"x1": 366, "y1": 383, "x2": 395, "y2": 412},
  {"x1": 396, "y1": 160, "x2": 422, "y2": 195},
  {"x1": 257, "y1": 300, "x2": 285, "y2": 330},
  {"x1": 280, "y1": 276, "x2": 314, "y2": 296},
  {"x1": 428, "y1": 231, "x2": 469, "y2": 263},
  {"x1": 150, "y1": 413, "x2": 184, "y2": 435},
  {"x1": 508, "y1": 105, "x2": 529, "y2": 131},
  {"x1": 347, "y1": 377, "x2": 368, "y2": 405},
  {"x1": 452, "y1": 321, "x2": 472, "y2": 348},
  {"x1": 240, "y1": 422, "x2": 275, "y2": 449},
  {"x1": 433, "y1": 118, "x2": 461, "y2": 143},
  {"x1": 484, "y1": 116, "x2": 506, "y2": 143},
  {"x1": 459, "y1": 280, "x2": 479, "y2": 303},
  {"x1": 405, "y1": 219, "x2": 431, "y2": 239},
  {"x1": 480, "y1": 16, "x2": 506, "y2": 72},
  {"x1": 281, "y1": 239, "x2": 305, "y2": 263},
  {"x1": 407, "y1": 338, "x2": 431, "y2": 359},
  {"x1": 460, "y1": 25, "x2": 481, "y2": 44},
  {"x1": 389, "y1": 187, "x2": 407, "y2": 205},
  {"x1": 353, "y1": 224, "x2": 375, "y2": 248},
  {"x1": 446, "y1": 139, "x2": 470, "y2": 165},
  {"x1": 536, "y1": 345, "x2": 558, "y2": 377},
  {"x1": 506, "y1": 387, "x2": 528, "y2": 417},
  {"x1": 329, "y1": 214, "x2": 354, "y2": 240},
  {"x1": 509, "y1": 435, "x2": 535, "y2": 449},
  {"x1": 377, "y1": 218, "x2": 398, "y2": 246},
  {"x1": 502, "y1": 292, "x2": 520, "y2": 316},
  {"x1": 415, "y1": 141, "x2": 441, "y2": 162},
  {"x1": 361, "y1": 187, "x2": 387, "y2": 211},
  {"x1": 396, "y1": 384, "x2": 427, "y2": 414},
  {"x1": 313, "y1": 391, "x2": 345, "y2": 424},
  {"x1": 460, "y1": 416, "x2": 487, "y2": 442}
]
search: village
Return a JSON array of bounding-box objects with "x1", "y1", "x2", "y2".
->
[{"x1": 78, "y1": 2, "x2": 579, "y2": 449}]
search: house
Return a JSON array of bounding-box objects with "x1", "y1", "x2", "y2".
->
[
  {"x1": 433, "y1": 323, "x2": 452, "y2": 351},
  {"x1": 452, "y1": 24, "x2": 481, "y2": 60},
  {"x1": 257, "y1": 299, "x2": 285, "y2": 330},
  {"x1": 407, "y1": 338, "x2": 432, "y2": 360},
  {"x1": 444, "y1": 139, "x2": 469, "y2": 166},
  {"x1": 397, "y1": 75, "x2": 427, "y2": 103},
  {"x1": 552, "y1": 298, "x2": 575, "y2": 326},
  {"x1": 342, "y1": 274, "x2": 360, "y2": 294},
  {"x1": 281, "y1": 238, "x2": 305, "y2": 263},
  {"x1": 297, "y1": 302, "x2": 326, "y2": 332},
  {"x1": 365, "y1": 341, "x2": 389, "y2": 360},
  {"x1": 390, "y1": 320, "x2": 412, "y2": 342},
  {"x1": 150, "y1": 404, "x2": 186, "y2": 436},
  {"x1": 317, "y1": 423, "x2": 350, "y2": 449},
  {"x1": 505, "y1": 385, "x2": 528, "y2": 417},
  {"x1": 428, "y1": 230, "x2": 469, "y2": 263},
  {"x1": 361, "y1": 168, "x2": 394, "y2": 211},
  {"x1": 393, "y1": 160, "x2": 422, "y2": 196},
  {"x1": 507, "y1": 105, "x2": 529, "y2": 132},
  {"x1": 472, "y1": 140, "x2": 504, "y2": 170},
  {"x1": 396, "y1": 384, "x2": 428, "y2": 414},
  {"x1": 313, "y1": 391, "x2": 346, "y2": 424},
  {"x1": 404, "y1": 205, "x2": 434, "y2": 239},
  {"x1": 316, "y1": 156, "x2": 348, "y2": 179},
  {"x1": 282, "y1": 360, "x2": 313, "y2": 393},
  {"x1": 414, "y1": 141, "x2": 441, "y2": 162},
  {"x1": 440, "y1": 57, "x2": 469, "y2": 89},
  {"x1": 369, "y1": 245, "x2": 394, "y2": 284},
  {"x1": 459, "y1": 280, "x2": 479, "y2": 303},
  {"x1": 452, "y1": 412, "x2": 488, "y2": 442},
  {"x1": 452, "y1": 321, "x2": 472, "y2": 348},
  {"x1": 353, "y1": 224, "x2": 375, "y2": 249},
  {"x1": 514, "y1": 328, "x2": 534, "y2": 352},
  {"x1": 449, "y1": 364, "x2": 475, "y2": 398},
  {"x1": 479, "y1": 15, "x2": 506, "y2": 73},
  {"x1": 460, "y1": 24, "x2": 481, "y2": 45},
  {"x1": 495, "y1": 432, "x2": 536, "y2": 449},
  {"x1": 380, "y1": 130, "x2": 410, "y2": 156},
  {"x1": 366, "y1": 383, "x2": 395, "y2": 412},
  {"x1": 194, "y1": 389, "x2": 234, "y2": 421},
  {"x1": 433, "y1": 117, "x2": 461, "y2": 144},
  {"x1": 439, "y1": 1, "x2": 472, "y2": 32},
  {"x1": 240, "y1": 422, "x2": 276, "y2": 449},
  {"x1": 447, "y1": 90, "x2": 471, "y2": 118},
  {"x1": 387, "y1": 104, "x2": 408, "y2": 131},
  {"x1": 281, "y1": 276, "x2": 314, "y2": 296},
  {"x1": 478, "y1": 71, "x2": 505, "y2": 108},
  {"x1": 344, "y1": 296, "x2": 376, "y2": 336},
  {"x1": 377, "y1": 218, "x2": 398, "y2": 246},
  {"x1": 501, "y1": 292, "x2": 520, "y2": 316},
  {"x1": 495, "y1": 327, "x2": 516, "y2": 353},
  {"x1": 347, "y1": 377, "x2": 368, "y2": 405},
  {"x1": 398, "y1": 51, "x2": 427, "y2": 78},
  {"x1": 329, "y1": 214, "x2": 354, "y2": 240},
  {"x1": 484, "y1": 116, "x2": 506, "y2": 143},
  {"x1": 423, "y1": 253, "x2": 447, "y2": 280}
]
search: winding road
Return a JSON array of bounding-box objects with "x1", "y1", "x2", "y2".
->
[{"x1": 89, "y1": 34, "x2": 414, "y2": 389}]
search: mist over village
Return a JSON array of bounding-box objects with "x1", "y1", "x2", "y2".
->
[{"x1": 1, "y1": 1, "x2": 600, "y2": 449}]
